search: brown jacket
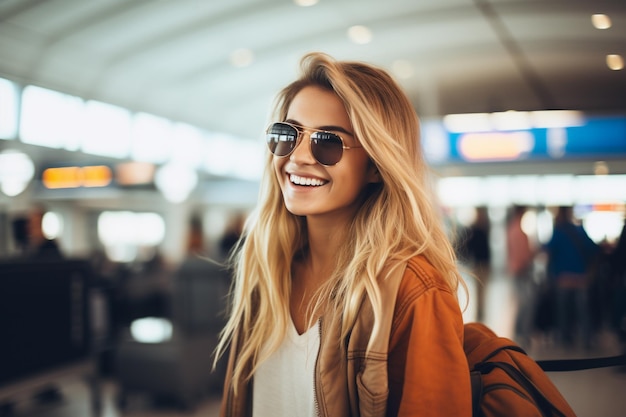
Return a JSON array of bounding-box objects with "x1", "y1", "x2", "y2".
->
[{"x1": 220, "y1": 256, "x2": 472, "y2": 417}]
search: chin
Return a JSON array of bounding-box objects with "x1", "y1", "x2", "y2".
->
[{"x1": 285, "y1": 205, "x2": 311, "y2": 217}]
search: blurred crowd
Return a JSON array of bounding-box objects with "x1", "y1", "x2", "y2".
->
[{"x1": 458, "y1": 204, "x2": 626, "y2": 354}]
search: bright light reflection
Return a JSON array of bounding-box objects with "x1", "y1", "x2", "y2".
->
[
  {"x1": 14, "y1": 83, "x2": 263, "y2": 182},
  {"x1": 537, "y1": 175, "x2": 575, "y2": 206},
  {"x1": 0, "y1": 78, "x2": 18, "y2": 139},
  {"x1": 531, "y1": 111, "x2": 584, "y2": 128},
  {"x1": 347, "y1": 25, "x2": 373, "y2": 44},
  {"x1": 607, "y1": 54, "x2": 624, "y2": 71},
  {"x1": 443, "y1": 113, "x2": 491, "y2": 133},
  {"x1": 576, "y1": 175, "x2": 626, "y2": 203},
  {"x1": 592, "y1": 14, "x2": 611, "y2": 30},
  {"x1": 204, "y1": 133, "x2": 239, "y2": 176},
  {"x1": 98, "y1": 212, "x2": 166, "y2": 263},
  {"x1": 444, "y1": 110, "x2": 584, "y2": 133},
  {"x1": 170, "y1": 123, "x2": 206, "y2": 168},
  {"x1": 98, "y1": 211, "x2": 165, "y2": 246},
  {"x1": 520, "y1": 210, "x2": 537, "y2": 239},
  {"x1": 484, "y1": 176, "x2": 510, "y2": 206},
  {"x1": 455, "y1": 206, "x2": 477, "y2": 228},
  {"x1": 491, "y1": 111, "x2": 531, "y2": 131},
  {"x1": 42, "y1": 211, "x2": 63, "y2": 240},
  {"x1": 131, "y1": 112, "x2": 173, "y2": 163},
  {"x1": 82, "y1": 100, "x2": 131, "y2": 158},
  {"x1": 20, "y1": 85, "x2": 84, "y2": 149},
  {"x1": 232, "y1": 139, "x2": 265, "y2": 180},
  {"x1": 584, "y1": 211, "x2": 624, "y2": 244},
  {"x1": 536, "y1": 209, "x2": 553, "y2": 245},
  {"x1": 0, "y1": 150, "x2": 35, "y2": 196},
  {"x1": 437, "y1": 177, "x2": 484, "y2": 207},
  {"x1": 509, "y1": 176, "x2": 539, "y2": 206},
  {"x1": 155, "y1": 163, "x2": 198, "y2": 203},
  {"x1": 437, "y1": 175, "x2": 626, "y2": 209},
  {"x1": 130, "y1": 317, "x2": 173, "y2": 343}
]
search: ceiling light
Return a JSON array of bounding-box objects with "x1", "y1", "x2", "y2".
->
[
  {"x1": 606, "y1": 54, "x2": 624, "y2": 71},
  {"x1": 530, "y1": 110, "x2": 584, "y2": 128},
  {"x1": 443, "y1": 113, "x2": 492, "y2": 133},
  {"x1": 294, "y1": 0, "x2": 318, "y2": 6},
  {"x1": 229, "y1": 48, "x2": 254, "y2": 68},
  {"x1": 491, "y1": 111, "x2": 531, "y2": 131},
  {"x1": 591, "y1": 14, "x2": 611, "y2": 29},
  {"x1": 443, "y1": 110, "x2": 585, "y2": 133},
  {"x1": 347, "y1": 25, "x2": 372, "y2": 45}
]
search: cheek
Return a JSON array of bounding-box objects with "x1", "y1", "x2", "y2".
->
[{"x1": 336, "y1": 158, "x2": 371, "y2": 190}]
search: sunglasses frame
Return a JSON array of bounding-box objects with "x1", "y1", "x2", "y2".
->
[{"x1": 265, "y1": 121, "x2": 362, "y2": 166}]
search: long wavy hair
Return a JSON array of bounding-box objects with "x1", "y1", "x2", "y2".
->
[{"x1": 216, "y1": 52, "x2": 465, "y2": 390}]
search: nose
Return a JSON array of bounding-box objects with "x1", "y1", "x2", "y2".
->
[{"x1": 289, "y1": 131, "x2": 316, "y2": 164}]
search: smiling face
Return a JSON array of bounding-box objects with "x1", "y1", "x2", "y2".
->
[{"x1": 273, "y1": 85, "x2": 379, "y2": 222}]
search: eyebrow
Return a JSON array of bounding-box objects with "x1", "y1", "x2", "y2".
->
[{"x1": 285, "y1": 119, "x2": 354, "y2": 136}]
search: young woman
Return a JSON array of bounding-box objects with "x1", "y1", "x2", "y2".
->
[{"x1": 216, "y1": 52, "x2": 471, "y2": 417}]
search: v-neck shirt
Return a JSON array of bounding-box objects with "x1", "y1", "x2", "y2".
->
[{"x1": 252, "y1": 319, "x2": 320, "y2": 417}]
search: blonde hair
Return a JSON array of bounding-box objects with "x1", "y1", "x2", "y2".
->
[{"x1": 216, "y1": 52, "x2": 465, "y2": 389}]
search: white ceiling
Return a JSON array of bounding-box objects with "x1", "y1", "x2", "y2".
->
[{"x1": 1, "y1": 0, "x2": 625, "y2": 146}]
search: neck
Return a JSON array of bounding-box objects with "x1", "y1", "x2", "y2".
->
[
  {"x1": 305, "y1": 216, "x2": 350, "y2": 276},
  {"x1": 290, "y1": 217, "x2": 349, "y2": 333}
]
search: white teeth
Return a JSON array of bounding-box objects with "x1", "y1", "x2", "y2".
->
[{"x1": 290, "y1": 174, "x2": 326, "y2": 186}]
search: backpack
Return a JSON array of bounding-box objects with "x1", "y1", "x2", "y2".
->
[{"x1": 464, "y1": 322, "x2": 576, "y2": 417}]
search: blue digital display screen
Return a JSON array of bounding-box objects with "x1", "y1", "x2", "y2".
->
[{"x1": 426, "y1": 116, "x2": 626, "y2": 164}]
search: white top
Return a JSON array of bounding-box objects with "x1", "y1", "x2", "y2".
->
[{"x1": 252, "y1": 319, "x2": 321, "y2": 417}]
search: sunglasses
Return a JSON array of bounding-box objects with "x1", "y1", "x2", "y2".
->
[{"x1": 265, "y1": 121, "x2": 362, "y2": 166}]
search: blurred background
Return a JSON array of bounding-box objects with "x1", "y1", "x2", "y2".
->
[{"x1": 0, "y1": 0, "x2": 625, "y2": 416}]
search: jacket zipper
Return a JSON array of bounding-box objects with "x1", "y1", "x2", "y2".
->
[{"x1": 313, "y1": 317, "x2": 323, "y2": 417}]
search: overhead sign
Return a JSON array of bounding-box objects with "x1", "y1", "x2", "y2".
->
[
  {"x1": 42, "y1": 165, "x2": 113, "y2": 189},
  {"x1": 425, "y1": 115, "x2": 626, "y2": 164}
]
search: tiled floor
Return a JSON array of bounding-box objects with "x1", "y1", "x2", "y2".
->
[{"x1": 7, "y1": 275, "x2": 626, "y2": 417}]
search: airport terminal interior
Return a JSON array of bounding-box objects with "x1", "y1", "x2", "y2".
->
[{"x1": 1, "y1": 0, "x2": 626, "y2": 416}]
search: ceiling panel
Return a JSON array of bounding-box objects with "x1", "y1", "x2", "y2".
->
[{"x1": 0, "y1": 0, "x2": 624, "y2": 146}]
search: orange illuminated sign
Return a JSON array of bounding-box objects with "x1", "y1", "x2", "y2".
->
[
  {"x1": 42, "y1": 165, "x2": 112, "y2": 189},
  {"x1": 458, "y1": 131, "x2": 535, "y2": 162}
]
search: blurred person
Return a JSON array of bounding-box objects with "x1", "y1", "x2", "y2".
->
[
  {"x1": 219, "y1": 212, "x2": 246, "y2": 259},
  {"x1": 10, "y1": 216, "x2": 29, "y2": 256},
  {"x1": 132, "y1": 248, "x2": 172, "y2": 319},
  {"x1": 544, "y1": 206, "x2": 600, "y2": 348},
  {"x1": 21, "y1": 205, "x2": 64, "y2": 260},
  {"x1": 506, "y1": 205, "x2": 536, "y2": 347},
  {"x1": 172, "y1": 216, "x2": 231, "y2": 387},
  {"x1": 8, "y1": 207, "x2": 65, "y2": 405},
  {"x1": 216, "y1": 52, "x2": 471, "y2": 416},
  {"x1": 459, "y1": 206, "x2": 491, "y2": 322},
  {"x1": 175, "y1": 216, "x2": 231, "y2": 320},
  {"x1": 609, "y1": 221, "x2": 626, "y2": 357}
]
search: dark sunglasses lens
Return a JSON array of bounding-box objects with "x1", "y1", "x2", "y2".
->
[
  {"x1": 311, "y1": 132, "x2": 343, "y2": 165},
  {"x1": 267, "y1": 123, "x2": 298, "y2": 156}
]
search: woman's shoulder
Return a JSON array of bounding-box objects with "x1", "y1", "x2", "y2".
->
[
  {"x1": 388, "y1": 256, "x2": 464, "y2": 338},
  {"x1": 401, "y1": 255, "x2": 454, "y2": 295}
]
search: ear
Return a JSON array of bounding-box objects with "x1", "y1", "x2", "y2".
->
[{"x1": 366, "y1": 162, "x2": 382, "y2": 184}]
